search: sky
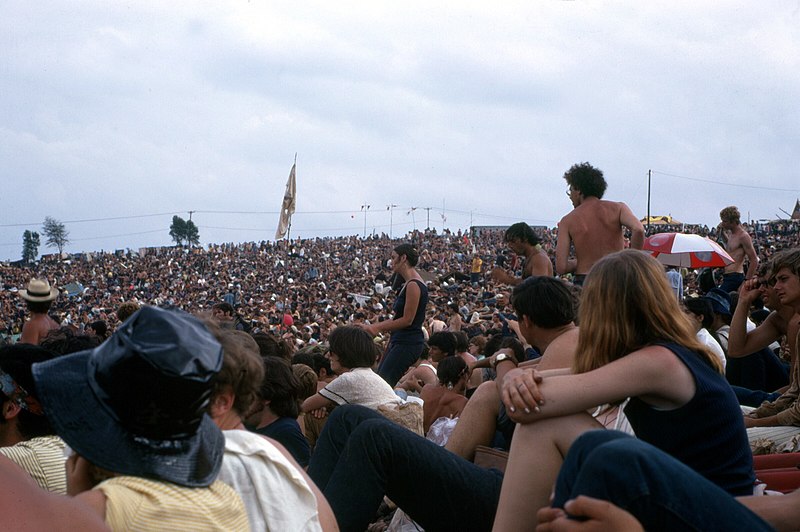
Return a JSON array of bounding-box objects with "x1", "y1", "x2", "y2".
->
[{"x1": 2, "y1": 1, "x2": 799, "y2": 261}]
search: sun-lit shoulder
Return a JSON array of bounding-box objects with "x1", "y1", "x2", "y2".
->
[{"x1": 624, "y1": 344, "x2": 685, "y2": 372}]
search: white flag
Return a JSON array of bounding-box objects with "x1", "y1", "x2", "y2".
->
[{"x1": 275, "y1": 163, "x2": 297, "y2": 239}]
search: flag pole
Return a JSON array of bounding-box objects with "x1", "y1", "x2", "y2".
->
[{"x1": 286, "y1": 153, "x2": 297, "y2": 244}]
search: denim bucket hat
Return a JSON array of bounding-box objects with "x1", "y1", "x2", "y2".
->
[
  {"x1": 704, "y1": 287, "x2": 732, "y2": 317},
  {"x1": 32, "y1": 306, "x2": 224, "y2": 487}
]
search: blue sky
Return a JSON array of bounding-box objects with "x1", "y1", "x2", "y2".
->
[{"x1": 2, "y1": 1, "x2": 799, "y2": 260}]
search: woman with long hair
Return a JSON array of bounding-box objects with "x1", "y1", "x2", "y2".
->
[
  {"x1": 307, "y1": 251, "x2": 753, "y2": 532},
  {"x1": 493, "y1": 249, "x2": 753, "y2": 530},
  {"x1": 361, "y1": 243, "x2": 429, "y2": 386}
]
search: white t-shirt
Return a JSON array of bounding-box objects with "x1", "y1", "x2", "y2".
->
[
  {"x1": 319, "y1": 367, "x2": 401, "y2": 410},
  {"x1": 218, "y1": 430, "x2": 321, "y2": 532},
  {"x1": 697, "y1": 328, "x2": 727, "y2": 370}
]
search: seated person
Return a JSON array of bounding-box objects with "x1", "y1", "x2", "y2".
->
[
  {"x1": 538, "y1": 430, "x2": 789, "y2": 531},
  {"x1": 0, "y1": 344, "x2": 64, "y2": 493},
  {"x1": 396, "y1": 332, "x2": 458, "y2": 394},
  {"x1": 446, "y1": 276, "x2": 579, "y2": 461},
  {"x1": 745, "y1": 250, "x2": 800, "y2": 448},
  {"x1": 248, "y1": 356, "x2": 311, "y2": 468},
  {"x1": 0, "y1": 454, "x2": 107, "y2": 531},
  {"x1": 683, "y1": 297, "x2": 727, "y2": 370},
  {"x1": 32, "y1": 306, "x2": 250, "y2": 531},
  {"x1": 420, "y1": 355, "x2": 469, "y2": 440},
  {"x1": 729, "y1": 254, "x2": 799, "y2": 406},
  {"x1": 309, "y1": 252, "x2": 754, "y2": 532},
  {"x1": 302, "y1": 326, "x2": 401, "y2": 413},
  {"x1": 205, "y1": 326, "x2": 336, "y2": 531},
  {"x1": 292, "y1": 363, "x2": 326, "y2": 447}
]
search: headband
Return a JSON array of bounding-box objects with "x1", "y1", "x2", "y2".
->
[{"x1": 0, "y1": 368, "x2": 44, "y2": 416}]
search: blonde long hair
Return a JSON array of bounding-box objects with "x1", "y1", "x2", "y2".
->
[{"x1": 573, "y1": 250, "x2": 723, "y2": 374}]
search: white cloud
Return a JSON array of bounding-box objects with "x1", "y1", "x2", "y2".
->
[{"x1": 1, "y1": 1, "x2": 798, "y2": 259}]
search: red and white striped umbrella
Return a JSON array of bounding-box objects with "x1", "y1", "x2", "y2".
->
[{"x1": 644, "y1": 232, "x2": 734, "y2": 268}]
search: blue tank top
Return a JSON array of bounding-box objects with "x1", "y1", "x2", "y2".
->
[
  {"x1": 624, "y1": 342, "x2": 755, "y2": 496},
  {"x1": 390, "y1": 279, "x2": 428, "y2": 344}
]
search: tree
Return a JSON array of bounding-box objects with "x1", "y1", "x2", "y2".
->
[
  {"x1": 42, "y1": 217, "x2": 69, "y2": 254},
  {"x1": 169, "y1": 215, "x2": 200, "y2": 247},
  {"x1": 22, "y1": 230, "x2": 40, "y2": 263},
  {"x1": 169, "y1": 216, "x2": 187, "y2": 246},
  {"x1": 184, "y1": 219, "x2": 200, "y2": 247}
]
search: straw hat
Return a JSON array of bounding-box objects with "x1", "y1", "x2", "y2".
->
[{"x1": 20, "y1": 279, "x2": 59, "y2": 302}]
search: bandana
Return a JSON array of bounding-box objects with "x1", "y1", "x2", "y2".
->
[{"x1": 0, "y1": 368, "x2": 43, "y2": 415}]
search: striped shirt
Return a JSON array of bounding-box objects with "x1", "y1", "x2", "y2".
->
[
  {"x1": 96, "y1": 476, "x2": 249, "y2": 531},
  {"x1": 0, "y1": 435, "x2": 66, "y2": 493}
]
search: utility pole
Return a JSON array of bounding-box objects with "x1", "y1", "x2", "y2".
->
[
  {"x1": 646, "y1": 170, "x2": 651, "y2": 235},
  {"x1": 424, "y1": 207, "x2": 431, "y2": 229},
  {"x1": 387, "y1": 204, "x2": 398, "y2": 239},
  {"x1": 188, "y1": 210, "x2": 195, "y2": 249},
  {"x1": 360, "y1": 203, "x2": 370, "y2": 238},
  {"x1": 408, "y1": 207, "x2": 417, "y2": 231}
]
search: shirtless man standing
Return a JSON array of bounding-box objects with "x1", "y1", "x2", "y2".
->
[
  {"x1": 555, "y1": 162, "x2": 644, "y2": 285},
  {"x1": 18, "y1": 279, "x2": 60, "y2": 345},
  {"x1": 492, "y1": 222, "x2": 553, "y2": 286},
  {"x1": 718, "y1": 205, "x2": 759, "y2": 293}
]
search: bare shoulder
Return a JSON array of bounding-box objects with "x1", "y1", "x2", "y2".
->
[
  {"x1": 539, "y1": 328, "x2": 579, "y2": 371},
  {"x1": 625, "y1": 344, "x2": 684, "y2": 371},
  {"x1": 74, "y1": 489, "x2": 108, "y2": 521},
  {"x1": 420, "y1": 383, "x2": 443, "y2": 401},
  {"x1": 558, "y1": 211, "x2": 575, "y2": 227}
]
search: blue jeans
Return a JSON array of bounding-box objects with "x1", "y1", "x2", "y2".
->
[
  {"x1": 732, "y1": 385, "x2": 782, "y2": 407},
  {"x1": 308, "y1": 405, "x2": 503, "y2": 532},
  {"x1": 726, "y1": 347, "x2": 789, "y2": 392},
  {"x1": 553, "y1": 431, "x2": 774, "y2": 531},
  {"x1": 378, "y1": 339, "x2": 425, "y2": 387},
  {"x1": 720, "y1": 272, "x2": 745, "y2": 293}
]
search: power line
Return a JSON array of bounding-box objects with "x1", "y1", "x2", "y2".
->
[
  {"x1": 194, "y1": 209, "x2": 355, "y2": 215},
  {"x1": 0, "y1": 229, "x2": 166, "y2": 248},
  {"x1": 71, "y1": 229, "x2": 166, "y2": 242},
  {"x1": 651, "y1": 170, "x2": 799, "y2": 193},
  {"x1": 0, "y1": 211, "x2": 183, "y2": 228}
]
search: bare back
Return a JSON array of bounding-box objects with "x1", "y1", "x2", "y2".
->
[
  {"x1": 19, "y1": 313, "x2": 60, "y2": 345},
  {"x1": 557, "y1": 199, "x2": 636, "y2": 275},
  {"x1": 420, "y1": 384, "x2": 468, "y2": 433}
]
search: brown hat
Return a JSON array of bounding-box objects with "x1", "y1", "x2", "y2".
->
[{"x1": 20, "y1": 279, "x2": 59, "y2": 303}]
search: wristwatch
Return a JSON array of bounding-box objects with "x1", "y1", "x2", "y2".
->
[{"x1": 491, "y1": 352, "x2": 516, "y2": 369}]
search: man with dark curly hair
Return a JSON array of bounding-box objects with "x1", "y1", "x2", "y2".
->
[
  {"x1": 491, "y1": 222, "x2": 553, "y2": 285},
  {"x1": 555, "y1": 162, "x2": 644, "y2": 285},
  {"x1": 718, "y1": 205, "x2": 759, "y2": 292}
]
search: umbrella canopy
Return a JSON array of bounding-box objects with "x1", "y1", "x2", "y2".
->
[{"x1": 644, "y1": 233, "x2": 734, "y2": 268}]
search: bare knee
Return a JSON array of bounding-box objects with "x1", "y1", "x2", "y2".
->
[
  {"x1": 473, "y1": 380, "x2": 499, "y2": 405},
  {"x1": 512, "y1": 413, "x2": 601, "y2": 456}
]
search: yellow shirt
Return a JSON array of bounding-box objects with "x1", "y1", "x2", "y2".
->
[
  {"x1": 471, "y1": 256, "x2": 483, "y2": 273},
  {"x1": 0, "y1": 435, "x2": 67, "y2": 493},
  {"x1": 96, "y1": 476, "x2": 249, "y2": 532}
]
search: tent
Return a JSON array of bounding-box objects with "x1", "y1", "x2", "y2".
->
[{"x1": 641, "y1": 215, "x2": 683, "y2": 226}]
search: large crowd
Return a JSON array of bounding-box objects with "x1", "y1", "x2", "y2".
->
[
  {"x1": 3, "y1": 162, "x2": 800, "y2": 531},
  {"x1": 2, "y1": 219, "x2": 797, "y2": 345}
]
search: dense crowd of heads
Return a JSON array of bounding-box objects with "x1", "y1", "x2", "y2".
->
[{"x1": 1, "y1": 220, "x2": 798, "y2": 349}]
